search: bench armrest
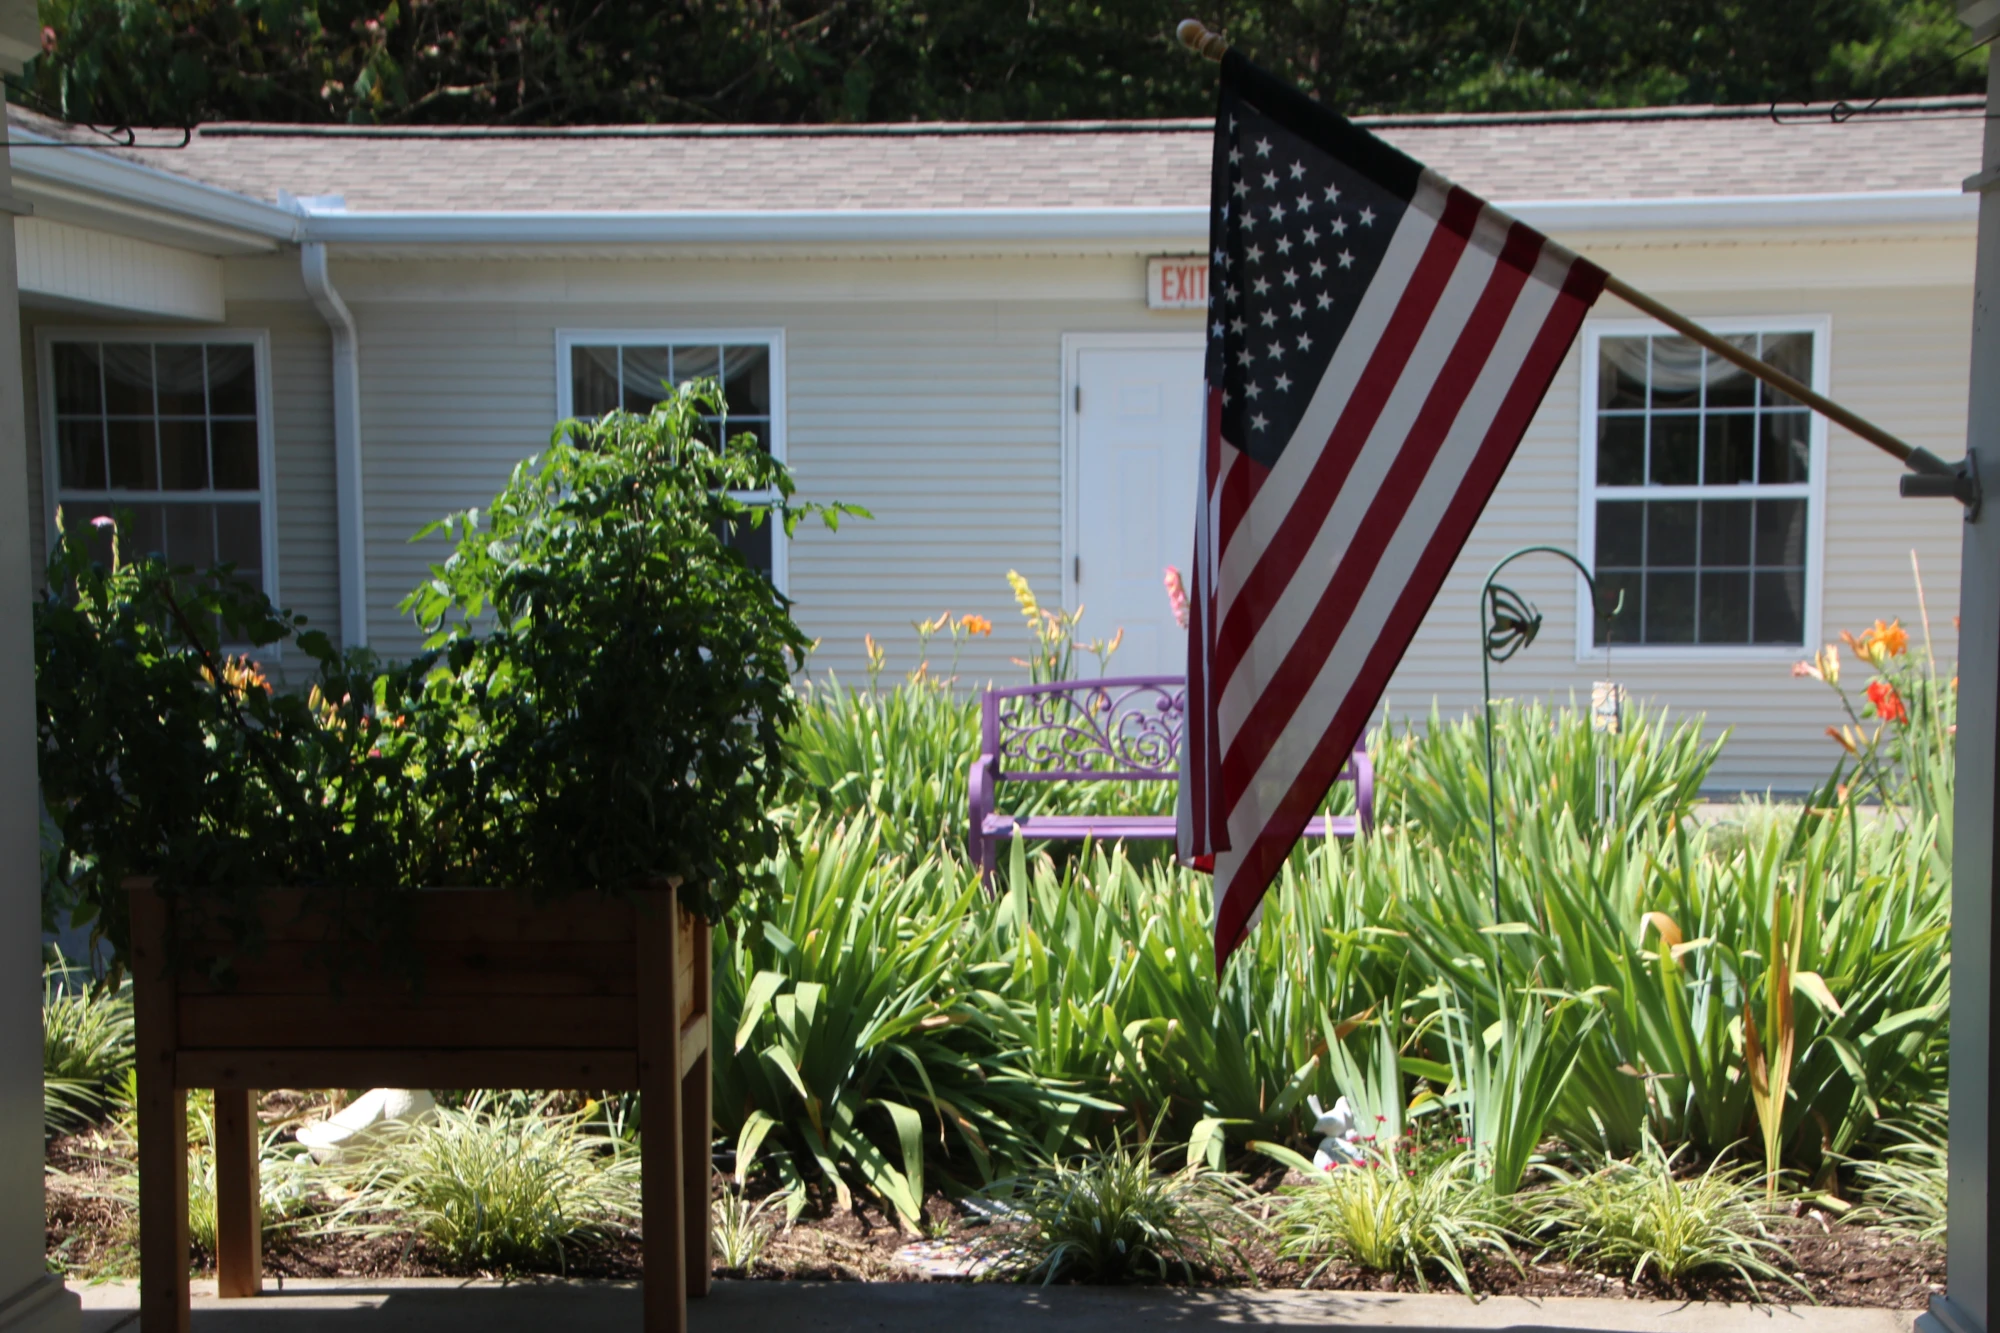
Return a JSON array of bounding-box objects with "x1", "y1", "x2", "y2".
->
[{"x1": 968, "y1": 752, "x2": 999, "y2": 868}]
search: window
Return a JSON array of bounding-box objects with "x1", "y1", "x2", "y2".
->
[
  {"x1": 41, "y1": 334, "x2": 273, "y2": 595},
  {"x1": 1581, "y1": 324, "x2": 1823, "y2": 651},
  {"x1": 557, "y1": 332, "x2": 785, "y2": 586}
]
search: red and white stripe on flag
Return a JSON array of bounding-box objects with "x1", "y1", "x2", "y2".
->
[{"x1": 1177, "y1": 51, "x2": 1606, "y2": 973}]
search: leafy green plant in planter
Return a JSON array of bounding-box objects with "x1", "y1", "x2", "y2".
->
[{"x1": 36, "y1": 381, "x2": 857, "y2": 965}]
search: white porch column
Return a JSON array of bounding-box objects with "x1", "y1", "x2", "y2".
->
[
  {"x1": 1928, "y1": 11, "x2": 2000, "y2": 1333},
  {"x1": 0, "y1": 88, "x2": 81, "y2": 1333}
]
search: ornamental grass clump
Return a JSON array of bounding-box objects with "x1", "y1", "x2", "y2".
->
[
  {"x1": 1533, "y1": 1135, "x2": 1802, "y2": 1297},
  {"x1": 972, "y1": 1134, "x2": 1246, "y2": 1285},
  {"x1": 322, "y1": 1094, "x2": 640, "y2": 1273},
  {"x1": 1254, "y1": 1136, "x2": 1515, "y2": 1294},
  {"x1": 1848, "y1": 1108, "x2": 1948, "y2": 1242},
  {"x1": 42, "y1": 952, "x2": 133, "y2": 1133}
]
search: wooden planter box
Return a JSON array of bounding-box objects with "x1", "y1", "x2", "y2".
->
[{"x1": 126, "y1": 879, "x2": 713, "y2": 1333}]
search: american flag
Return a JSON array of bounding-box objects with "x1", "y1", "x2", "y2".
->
[{"x1": 1179, "y1": 51, "x2": 1607, "y2": 971}]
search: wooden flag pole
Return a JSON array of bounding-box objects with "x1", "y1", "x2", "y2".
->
[{"x1": 1175, "y1": 17, "x2": 1981, "y2": 511}]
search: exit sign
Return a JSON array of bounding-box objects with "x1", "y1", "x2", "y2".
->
[{"x1": 1147, "y1": 255, "x2": 1209, "y2": 309}]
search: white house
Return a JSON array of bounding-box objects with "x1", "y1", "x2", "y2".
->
[{"x1": 7, "y1": 97, "x2": 1985, "y2": 792}]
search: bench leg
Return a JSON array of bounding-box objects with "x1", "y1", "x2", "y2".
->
[
  {"x1": 639, "y1": 898, "x2": 687, "y2": 1333},
  {"x1": 214, "y1": 1088, "x2": 261, "y2": 1298}
]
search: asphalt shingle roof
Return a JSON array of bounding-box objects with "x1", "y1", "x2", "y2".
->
[{"x1": 11, "y1": 99, "x2": 1984, "y2": 213}]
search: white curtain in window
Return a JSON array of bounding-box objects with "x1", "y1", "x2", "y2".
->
[
  {"x1": 92, "y1": 344, "x2": 254, "y2": 400},
  {"x1": 203, "y1": 347, "x2": 255, "y2": 398}
]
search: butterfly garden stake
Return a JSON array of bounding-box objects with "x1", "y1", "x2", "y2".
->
[{"x1": 1477, "y1": 546, "x2": 1621, "y2": 922}]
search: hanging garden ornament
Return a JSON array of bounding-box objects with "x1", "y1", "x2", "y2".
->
[{"x1": 1482, "y1": 583, "x2": 1543, "y2": 663}]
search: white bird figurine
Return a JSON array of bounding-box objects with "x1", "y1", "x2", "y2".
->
[
  {"x1": 295, "y1": 1088, "x2": 437, "y2": 1164},
  {"x1": 1306, "y1": 1093, "x2": 1363, "y2": 1170}
]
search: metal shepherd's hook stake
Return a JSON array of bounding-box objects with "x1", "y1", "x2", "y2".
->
[{"x1": 1478, "y1": 546, "x2": 1617, "y2": 924}]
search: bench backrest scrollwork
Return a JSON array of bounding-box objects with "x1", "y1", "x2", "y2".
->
[{"x1": 982, "y1": 675, "x2": 1189, "y2": 783}]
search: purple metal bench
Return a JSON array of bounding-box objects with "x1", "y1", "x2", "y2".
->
[{"x1": 968, "y1": 675, "x2": 1374, "y2": 879}]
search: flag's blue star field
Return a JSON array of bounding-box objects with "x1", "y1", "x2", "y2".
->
[{"x1": 1206, "y1": 96, "x2": 1410, "y2": 468}]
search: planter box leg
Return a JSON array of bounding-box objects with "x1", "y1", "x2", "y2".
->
[
  {"x1": 639, "y1": 898, "x2": 687, "y2": 1333},
  {"x1": 682, "y1": 1048, "x2": 711, "y2": 1297},
  {"x1": 131, "y1": 882, "x2": 190, "y2": 1333},
  {"x1": 214, "y1": 1089, "x2": 261, "y2": 1298},
  {"x1": 682, "y1": 915, "x2": 712, "y2": 1298}
]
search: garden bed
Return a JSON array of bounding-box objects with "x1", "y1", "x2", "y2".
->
[{"x1": 45, "y1": 1129, "x2": 1941, "y2": 1310}]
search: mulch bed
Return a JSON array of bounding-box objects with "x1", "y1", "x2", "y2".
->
[{"x1": 45, "y1": 1134, "x2": 1942, "y2": 1308}]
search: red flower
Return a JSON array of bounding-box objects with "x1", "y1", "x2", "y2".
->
[{"x1": 1866, "y1": 679, "x2": 1908, "y2": 725}]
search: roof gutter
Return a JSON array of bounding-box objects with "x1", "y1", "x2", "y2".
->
[
  {"x1": 8, "y1": 125, "x2": 300, "y2": 252},
  {"x1": 297, "y1": 237, "x2": 368, "y2": 650},
  {"x1": 291, "y1": 190, "x2": 1977, "y2": 248}
]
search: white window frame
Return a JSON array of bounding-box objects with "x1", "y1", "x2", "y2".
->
[
  {"x1": 36, "y1": 326, "x2": 281, "y2": 604},
  {"x1": 1573, "y1": 313, "x2": 1832, "y2": 663},
  {"x1": 554, "y1": 327, "x2": 788, "y2": 594}
]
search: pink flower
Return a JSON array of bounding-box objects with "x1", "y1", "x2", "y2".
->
[
  {"x1": 90, "y1": 516, "x2": 115, "y2": 529},
  {"x1": 1164, "y1": 566, "x2": 1190, "y2": 630}
]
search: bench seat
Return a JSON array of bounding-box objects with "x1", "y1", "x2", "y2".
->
[
  {"x1": 982, "y1": 813, "x2": 1364, "y2": 843},
  {"x1": 969, "y1": 674, "x2": 1373, "y2": 881}
]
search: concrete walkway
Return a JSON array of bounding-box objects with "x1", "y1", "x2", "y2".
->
[{"x1": 73, "y1": 1278, "x2": 1920, "y2": 1333}]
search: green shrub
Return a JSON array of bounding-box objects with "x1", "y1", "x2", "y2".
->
[
  {"x1": 713, "y1": 817, "x2": 1088, "y2": 1226},
  {"x1": 1373, "y1": 699, "x2": 1720, "y2": 852},
  {"x1": 37, "y1": 380, "x2": 854, "y2": 966},
  {"x1": 1534, "y1": 1136, "x2": 1801, "y2": 1296},
  {"x1": 43, "y1": 953, "x2": 133, "y2": 1133},
  {"x1": 973, "y1": 1135, "x2": 1245, "y2": 1284},
  {"x1": 739, "y1": 682, "x2": 1952, "y2": 1230},
  {"x1": 1255, "y1": 1138, "x2": 1514, "y2": 1293},
  {"x1": 785, "y1": 677, "x2": 981, "y2": 857},
  {"x1": 991, "y1": 838, "x2": 1392, "y2": 1150},
  {"x1": 323, "y1": 1093, "x2": 639, "y2": 1272}
]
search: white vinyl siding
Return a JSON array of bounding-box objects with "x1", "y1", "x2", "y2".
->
[
  {"x1": 338, "y1": 259, "x2": 1143, "y2": 679},
  {"x1": 215, "y1": 243, "x2": 1969, "y2": 794}
]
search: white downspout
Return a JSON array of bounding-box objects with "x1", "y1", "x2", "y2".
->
[{"x1": 298, "y1": 239, "x2": 368, "y2": 650}]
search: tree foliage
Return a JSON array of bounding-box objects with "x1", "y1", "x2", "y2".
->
[{"x1": 14, "y1": 0, "x2": 1986, "y2": 129}]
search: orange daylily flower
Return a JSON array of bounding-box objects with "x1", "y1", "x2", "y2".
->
[
  {"x1": 959, "y1": 614, "x2": 993, "y2": 637},
  {"x1": 1866, "y1": 678, "x2": 1908, "y2": 725},
  {"x1": 1843, "y1": 618, "x2": 1909, "y2": 666}
]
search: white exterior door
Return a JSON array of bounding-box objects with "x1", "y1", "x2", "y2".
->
[{"x1": 1071, "y1": 341, "x2": 1203, "y2": 677}]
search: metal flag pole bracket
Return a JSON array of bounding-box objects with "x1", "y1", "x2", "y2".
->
[{"x1": 1175, "y1": 19, "x2": 1983, "y2": 521}]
